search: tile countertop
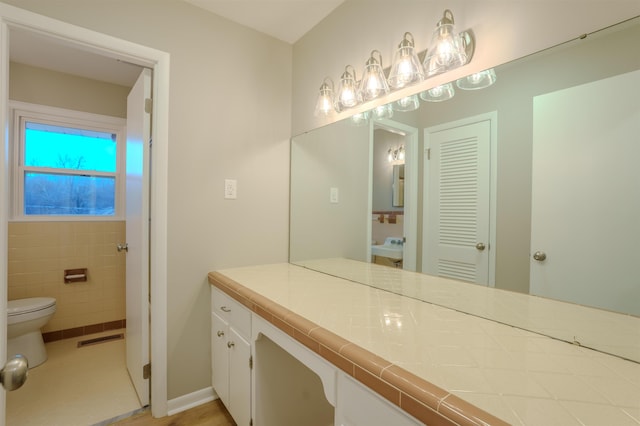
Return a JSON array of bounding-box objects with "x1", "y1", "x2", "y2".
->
[{"x1": 209, "y1": 262, "x2": 640, "y2": 426}]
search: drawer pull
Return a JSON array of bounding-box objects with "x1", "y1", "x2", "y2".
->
[
  {"x1": 227, "y1": 341, "x2": 235, "y2": 348},
  {"x1": 216, "y1": 330, "x2": 224, "y2": 337},
  {"x1": 220, "y1": 306, "x2": 231, "y2": 313}
]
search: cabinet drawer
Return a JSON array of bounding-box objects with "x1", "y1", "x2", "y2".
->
[{"x1": 211, "y1": 286, "x2": 251, "y2": 339}]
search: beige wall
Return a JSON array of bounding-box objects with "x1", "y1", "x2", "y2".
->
[
  {"x1": 7, "y1": 221, "x2": 126, "y2": 333},
  {"x1": 290, "y1": 119, "x2": 370, "y2": 262},
  {"x1": 10, "y1": 62, "x2": 129, "y2": 117},
  {"x1": 2, "y1": 0, "x2": 292, "y2": 400},
  {"x1": 8, "y1": 64, "x2": 129, "y2": 333},
  {"x1": 293, "y1": 0, "x2": 640, "y2": 135}
]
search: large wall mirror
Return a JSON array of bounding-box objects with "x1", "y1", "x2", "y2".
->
[{"x1": 290, "y1": 16, "x2": 640, "y2": 361}]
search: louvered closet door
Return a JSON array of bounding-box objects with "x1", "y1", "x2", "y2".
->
[{"x1": 424, "y1": 119, "x2": 491, "y2": 284}]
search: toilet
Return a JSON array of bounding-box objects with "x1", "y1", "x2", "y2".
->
[{"x1": 7, "y1": 297, "x2": 57, "y2": 368}]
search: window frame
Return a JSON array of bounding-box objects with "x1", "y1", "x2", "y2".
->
[{"x1": 10, "y1": 101, "x2": 127, "y2": 221}]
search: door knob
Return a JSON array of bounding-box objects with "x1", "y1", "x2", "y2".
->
[
  {"x1": 533, "y1": 251, "x2": 547, "y2": 261},
  {"x1": 116, "y1": 243, "x2": 128, "y2": 252},
  {"x1": 475, "y1": 242, "x2": 486, "y2": 251},
  {"x1": 1, "y1": 354, "x2": 28, "y2": 391}
]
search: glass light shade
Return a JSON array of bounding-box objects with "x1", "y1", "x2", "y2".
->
[
  {"x1": 456, "y1": 68, "x2": 497, "y2": 90},
  {"x1": 423, "y1": 10, "x2": 468, "y2": 77},
  {"x1": 388, "y1": 32, "x2": 424, "y2": 89},
  {"x1": 419, "y1": 82, "x2": 455, "y2": 102},
  {"x1": 337, "y1": 65, "x2": 360, "y2": 109},
  {"x1": 314, "y1": 79, "x2": 336, "y2": 117},
  {"x1": 387, "y1": 145, "x2": 405, "y2": 163},
  {"x1": 372, "y1": 103, "x2": 393, "y2": 119},
  {"x1": 394, "y1": 94, "x2": 420, "y2": 112},
  {"x1": 350, "y1": 110, "x2": 371, "y2": 126},
  {"x1": 359, "y1": 50, "x2": 390, "y2": 101}
]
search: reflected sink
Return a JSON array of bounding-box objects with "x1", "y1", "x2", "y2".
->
[{"x1": 371, "y1": 237, "x2": 403, "y2": 260}]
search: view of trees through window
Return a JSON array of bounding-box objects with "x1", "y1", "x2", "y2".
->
[{"x1": 23, "y1": 122, "x2": 118, "y2": 216}]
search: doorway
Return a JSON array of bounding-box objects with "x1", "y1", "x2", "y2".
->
[
  {"x1": 370, "y1": 119, "x2": 418, "y2": 271},
  {"x1": 0, "y1": 5, "x2": 170, "y2": 423},
  {"x1": 422, "y1": 112, "x2": 497, "y2": 286}
]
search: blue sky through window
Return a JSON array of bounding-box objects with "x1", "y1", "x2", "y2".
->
[
  {"x1": 23, "y1": 121, "x2": 118, "y2": 216},
  {"x1": 25, "y1": 122, "x2": 116, "y2": 172}
]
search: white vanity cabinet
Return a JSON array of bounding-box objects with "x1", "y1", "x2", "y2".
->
[
  {"x1": 335, "y1": 372, "x2": 420, "y2": 426},
  {"x1": 211, "y1": 287, "x2": 252, "y2": 426}
]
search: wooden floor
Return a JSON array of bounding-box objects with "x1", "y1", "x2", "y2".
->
[{"x1": 110, "y1": 400, "x2": 236, "y2": 426}]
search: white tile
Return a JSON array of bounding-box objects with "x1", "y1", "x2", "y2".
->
[
  {"x1": 562, "y1": 401, "x2": 640, "y2": 426},
  {"x1": 580, "y1": 374, "x2": 640, "y2": 408},
  {"x1": 530, "y1": 371, "x2": 608, "y2": 404},
  {"x1": 483, "y1": 369, "x2": 551, "y2": 398},
  {"x1": 7, "y1": 329, "x2": 140, "y2": 426},
  {"x1": 502, "y1": 396, "x2": 582, "y2": 426}
]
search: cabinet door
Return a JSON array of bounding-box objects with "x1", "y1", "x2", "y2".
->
[
  {"x1": 212, "y1": 311, "x2": 230, "y2": 406},
  {"x1": 228, "y1": 328, "x2": 251, "y2": 426}
]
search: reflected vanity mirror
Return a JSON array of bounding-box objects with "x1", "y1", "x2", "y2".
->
[
  {"x1": 391, "y1": 164, "x2": 404, "y2": 208},
  {"x1": 290, "y1": 16, "x2": 640, "y2": 362}
]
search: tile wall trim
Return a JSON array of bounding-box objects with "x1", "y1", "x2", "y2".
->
[
  {"x1": 208, "y1": 271, "x2": 507, "y2": 426},
  {"x1": 42, "y1": 319, "x2": 126, "y2": 343}
]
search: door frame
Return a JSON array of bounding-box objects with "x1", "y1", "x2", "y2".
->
[
  {"x1": 0, "y1": 3, "x2": 170, "y2": 418},
  {"x1": 423, "y1": 111, "x2": 498, "y2": 286},
  {"x1": 372, "y1": 119, "x2": 419, "y2": 271}
]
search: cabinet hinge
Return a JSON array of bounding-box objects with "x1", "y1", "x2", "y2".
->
[
  {"x1": 250, "y1": 419, "x2": 253, "y2": 426},
  {"x1": 249, "y1": 355, "x2": 253, "y2": 370},
  {"x1": 143, "y1": 363, "x2": 151, "y2": 379},
  {"x1": 426, "y1": 148, "x2": 431, "y2": 160},
  {"x1": 144, "y1": 98, "x2": 153, "y2": 114}
]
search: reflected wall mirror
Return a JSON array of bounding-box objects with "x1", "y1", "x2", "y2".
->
[{"x1": 290, "y1": 16, "x2": 640, "y2": 361}]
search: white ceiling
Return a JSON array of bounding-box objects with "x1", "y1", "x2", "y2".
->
[
  {"x1": 9, "y1": 0, "x2": 343, "y2": 87},
  {"x1": 182, "y1": 0, "x2": 344, "y2": 44}
]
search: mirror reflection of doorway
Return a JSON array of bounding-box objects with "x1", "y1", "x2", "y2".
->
[{"x1": 370, "y1": 120, "x2": 418, "y2": 271}]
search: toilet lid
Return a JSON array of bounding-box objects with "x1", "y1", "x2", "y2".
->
[{"x1": 8, "y1": 297, "x2": 56, "y2": 316}]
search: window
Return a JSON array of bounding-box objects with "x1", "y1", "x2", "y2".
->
[{"x1": 11, "y1": 103, "x2": 126, "y2": 220}]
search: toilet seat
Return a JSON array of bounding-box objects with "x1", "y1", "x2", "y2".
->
[{"x1": 8, "y1": 297, "x2": 56, "y2": 317}]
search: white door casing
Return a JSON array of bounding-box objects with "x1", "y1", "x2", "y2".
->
[
  {"x1": 0, "y1": 20, "x2": 10, "y2": 426},
  {"x1": 530, "y1": 70, "x2": 640, "y2": 316},
  {"x1": 0, "y1": 4, "x2": 170, "y2": 417},
  {"x1": 423, "y1": 113, "x2": 497, "y2": 285},
  {"x1": 126, "y1": 69, "x2": 152, "y2": 406}
]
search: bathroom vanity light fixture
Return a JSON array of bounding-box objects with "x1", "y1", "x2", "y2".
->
[
  {"x1": 372, "y1": 103, "x2": 394, "y2": 119},
  {"x1": 388, "y1": 145, "x2": 405, "y2": 163},
  {"x1": 314, "y1": 9, "x2": 475, "y2": 117},
  {"x1": 419, "y1": 82, "x2": 455, "y2": 102},
  {"x1": 360, "y1": 50, "x2": 390, "y2": 102},
  {"x1": 337, "y1": 65, "x2": 360, "y2": 109},
  {"x1": 350, "y1": 110, "x2": 371, "y2": 126},
  {"x1": 394, "y1": 94, "x2": 421, "y2": 111},
  {"x1": 388, "y1": 32, "x2": 425, "y2": 89},
  {"x1": 423, "y1": 9, "x2": 474, "y2": 77},
  {"x1": 456, "y1": 68, "x2": 496, "y2": 90},
  {"x1": 314, "y1": 77, "x2": 337, "y2": 117}
]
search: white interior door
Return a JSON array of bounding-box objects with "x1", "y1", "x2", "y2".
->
[
  {"x1": 530, "y1": 70, "x2": 640, "y2": 316},
  {"x1": 423, "y1": 115, "x2": 494, "y2": 285},
  {"x1": 126, "y1": 68, "x2": 151, "y2": 406}
]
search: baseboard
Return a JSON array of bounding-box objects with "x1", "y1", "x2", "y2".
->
[
  {"x1": 43, "y1": 319, "x2": 126, "y2": 343},
  {"x1": 167, "y1": 387, "x2": 218, "y2": 416}
]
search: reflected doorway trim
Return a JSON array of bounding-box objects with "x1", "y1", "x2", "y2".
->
[
  {"x1": 372, "y1": 119, "x2": 419, "y2": 271},
  {"x1": 0, "y1": 3, "x2": 170, "y2": 418}
]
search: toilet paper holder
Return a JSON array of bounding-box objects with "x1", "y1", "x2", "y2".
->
[{"x1": 64, "y1": 268, "x2": 87, "y2": 283}]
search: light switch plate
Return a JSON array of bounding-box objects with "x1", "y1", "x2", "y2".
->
[
  {"x1": 330, "y1": 187, "x2": 339, "y2": 203},
  {"x1": 224, "y1": 179, "x2": 237, "y2": 199}
]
